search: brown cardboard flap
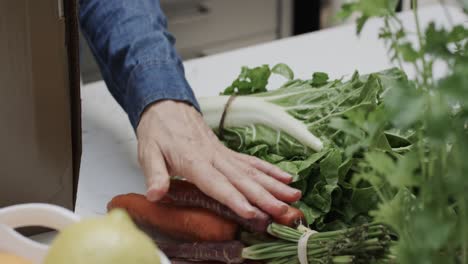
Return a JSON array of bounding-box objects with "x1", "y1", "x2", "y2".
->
[{"x1": 0, "y1": 0, "x2": 81, "y2": 210}]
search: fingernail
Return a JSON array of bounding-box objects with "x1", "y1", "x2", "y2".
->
[
  {"x1": 244, "y1": 204, "x2": 256, "y2": 218},
  {"x1": 294, "y1": 190, "x2": 302, "y2": 198},
  {"x1": 283, "y1": 173, "x2": 293, "y2": 183},
  {"x1": 279, "y1": 203, "x2": 289, "y2": 214},
  {"x1": 146, "y1": 187, "x2": 163, "y2": 202}
]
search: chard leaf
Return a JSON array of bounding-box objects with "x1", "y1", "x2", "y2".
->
[
  {"x1": 328, "y1": 118, "x2": 364, "y2": 139},
  {"x1": 311, "y1": 72, "x2": 329, "y2": 86},
  {"x1": 350, "y1": 186, "x2": 381, "y2": 215},
  {"x1": 384, "y1": 131, "x2": 412, "y2": 148},
  {"x1": 320, "y1": 149, "x2": 342, "y2": 185},
  {"x1": 338, "y1": 158, "x2": 354, "y2": 182},
  {"x1": 272, "y1": 63, "x2": 294, "y2": 80},
  {"x1": 222, "y1": 65, "x2": 270, "y2": 95},
  {"x1": 303, "y1": 180, "x2": 340, "y2": 214}
]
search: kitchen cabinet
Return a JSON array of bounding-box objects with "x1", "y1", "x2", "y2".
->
[{"x1": 80, "y1": 0, "x2": 293, "y2": 83}]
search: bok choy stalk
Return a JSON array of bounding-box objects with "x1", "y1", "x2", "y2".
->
[{"x1": 199, "y1": 94, "x2": 324, "y2": 152}]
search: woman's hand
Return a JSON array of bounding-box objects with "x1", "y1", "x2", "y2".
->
[{"x1": 136, "y1": 100, "x2": 301, "y2": 219}]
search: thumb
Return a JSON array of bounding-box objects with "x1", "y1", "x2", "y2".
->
[{"x1": 139, "y1": 143, "x2": 170, "y2": 202}]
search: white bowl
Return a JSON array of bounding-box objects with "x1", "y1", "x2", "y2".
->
[{"x1": 0, "y1": 203, "x2": 172, "y2": 264}]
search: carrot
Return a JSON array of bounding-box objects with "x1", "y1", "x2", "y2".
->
[
  {"x1": 170, "y1": 260, "x2": 263, "y2": 264},
  {"x1": 171, "y1": 261, "x2": 262, "y2": 264},
  {"x1": 159, "y1": 241, "x2": 244, "y2": 263},
  {"x1": 107, "y1": 193, "x2": 238, "y2": 241},
  {"x1": 161, "y1": 180, "x2": 271, "y2": 233},
  {"x1": 171, "y1": 260, "x2": 222, "y2": 264},
  {"x1": 161, "y1": 180, "x2": 305, "y2": 231},
  {"x1": 271, "y1": 206, "x2": 306, "y2": 227}
]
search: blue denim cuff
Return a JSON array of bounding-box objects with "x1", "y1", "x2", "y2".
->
[{"x1": 125, "y1": 60, "x2": 200, "y2": 129}]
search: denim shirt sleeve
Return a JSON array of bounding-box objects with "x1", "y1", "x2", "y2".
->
[{"x1": 79, "y1": 0, "x2": 200, "y2": 129}]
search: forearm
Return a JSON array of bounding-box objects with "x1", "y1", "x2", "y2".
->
[{"x1": 79, "y1": 0, "x2": 199, "y2": 129}]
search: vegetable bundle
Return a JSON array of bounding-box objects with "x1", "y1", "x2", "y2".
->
[
  {"x1": 108, "y1": 188, "x2": 392, "y2": 264},
  {"x1": 200, "y1": 65, "x2": 411, "y2": 231},
  {"x1": 243, "y1": 223, "x2": 392, "y2": 264}
]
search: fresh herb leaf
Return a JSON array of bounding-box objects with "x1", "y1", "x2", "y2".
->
[
  {"x1": 271, "y1": 63, "x2": 294, "y2": 80},
  {"x1": 311, "y1": 72, "x2": 329, "y2": 86},
  {"x1": 222, "y1": 65, "x2": 271, "y2": 95}
]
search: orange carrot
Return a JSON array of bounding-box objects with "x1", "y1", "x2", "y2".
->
[
  {"x1": 271, "y1": 206, "x2": 306, "y2": 227},
  {"x1": 107, "y1": 193, "x2": 238, "y2": 242}
]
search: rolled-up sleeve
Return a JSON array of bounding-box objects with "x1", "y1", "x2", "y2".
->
[{"x1": 79, "y1": 0, "x2": 200, "y2": 129}]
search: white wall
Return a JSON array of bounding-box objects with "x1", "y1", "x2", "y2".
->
[
  {"x1": 321, "y1": 0, "x2": 460, "y2": 28},
  {"x1": 402, "y1": 0, "x2": 458, "y2": 10}
]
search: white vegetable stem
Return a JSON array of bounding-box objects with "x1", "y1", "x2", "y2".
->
[{"x1": 198, "y1": 96, "x2": 324, "y2": 152}]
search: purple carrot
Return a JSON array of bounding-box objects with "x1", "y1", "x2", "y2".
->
[
  {"x1": 171, "y1": 260, "x2": 223, "y2": 264},
  {"x1": 159, "y1": 241, "x2": 244, "y2": 264},
  {"x1": 171, "y1": 260, "x2": 263, "y2": 264},
  {"x1": 160, "y1": 180, "x2": 272, "y2": 233}
]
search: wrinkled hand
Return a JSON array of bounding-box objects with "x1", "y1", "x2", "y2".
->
[{"x1": 136, "y1": 100, "x2": 301, "y2": 218}]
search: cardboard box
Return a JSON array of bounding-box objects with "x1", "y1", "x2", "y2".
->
[{"x1": 0, "y1": 0, "x2": 81, "y2": 211}]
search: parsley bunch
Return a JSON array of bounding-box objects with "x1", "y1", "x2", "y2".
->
[{"x1": 339, "y1": 0, "x2": 468, "y2": 263}]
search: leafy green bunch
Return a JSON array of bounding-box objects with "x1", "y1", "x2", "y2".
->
[
  {"x1": 217, "y1": 62, "x2": 413, "y2": 232},
  {"x1": 339, "y1": 0, "x2": 468, "y2": 263}
]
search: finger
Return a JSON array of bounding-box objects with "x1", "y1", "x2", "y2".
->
[
  {"x1": 233, "y1": 152, "x2": 293, "y2": 184},
  {"x1": 188, "y1": 162, "x2": 256, "y2": 219},
  {"x1": 214, "y1": 157, "x2": 289, "y2": 217},
  {"x1": 138, "y1": 141, "x2": 170, "y2": 202},
  {"x1": 234, "y1": 160, "x2": 301, "y2": 203}
]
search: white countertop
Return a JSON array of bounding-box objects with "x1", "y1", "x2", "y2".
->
[{"x1": 75, "y1": 5, "x2": 467, "y2": 217}]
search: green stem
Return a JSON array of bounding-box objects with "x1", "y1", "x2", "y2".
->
[
  {"x1": 244, "y1": 223, "x2": 391, "y2": 261},
  {"x1": 459, "y1": 196, "x2": 467, "y2": 264},
  {"x1": 332, "y1": 255, "x2": 355, "y2": 263},
  {"x1": 388, "y1": 16, "x2": 406, "y2": 71},
  {"x1": 411, "y1": 0, "x2": 432, "y2": 89}
]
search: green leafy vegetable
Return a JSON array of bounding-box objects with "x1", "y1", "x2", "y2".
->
[
  {"x1": 339, "y1": 1, "x2": 468, "y2": 263},
  {"x1": 271, "y1": 63, "x2": 294, "y2": 80},
  {"x1": 311, "y1": 72, "x2": 329, "y2": 86},
  {"x1": 222, "y1": 65, "x2": 271, "y2": 95},
  {"x1": 199, "y1": 65, "x2": 412, "y2": 231}
]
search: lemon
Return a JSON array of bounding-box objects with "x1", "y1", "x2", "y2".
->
[{"x1": 44, "y1": 209, "x2": 160, "y2": 264}]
